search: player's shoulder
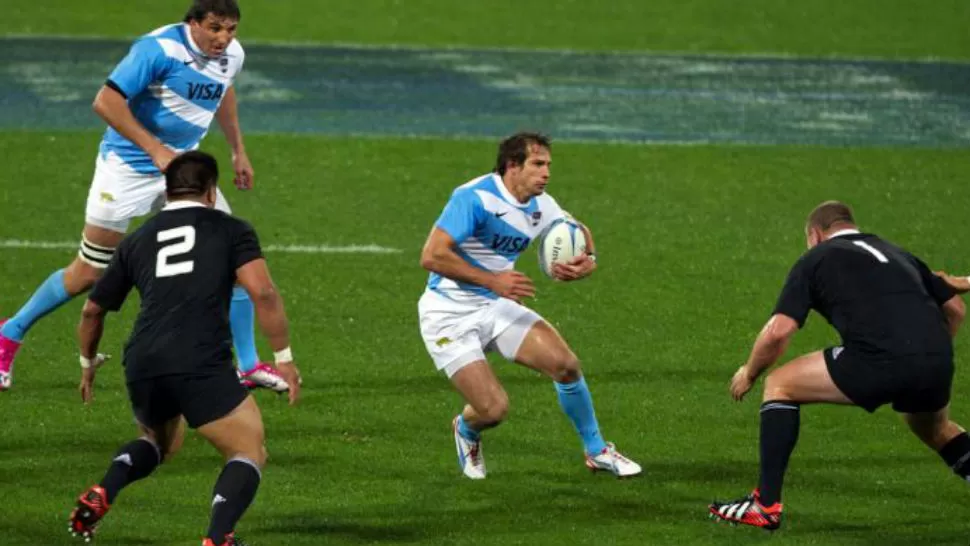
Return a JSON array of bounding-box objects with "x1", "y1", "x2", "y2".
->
[
  {"x1": 453, "y1": 173, "x2": 494, "y2": 194},
  {"x1": 134, "y1": 23, "x2": 181, "y2": 47},
  {"x1": 448, "y1": 173, "x2": 494, "y2": 204},
  {"x1": 121, "y1": 23, "x2": 181, "y2": 61}
]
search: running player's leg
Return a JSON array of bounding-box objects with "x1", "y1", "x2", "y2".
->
[
  {"x1": 1, "y1": 155, "x2": 154, "y2": 390},
  {"x1": 710, "y1": 349, "x2": 853, "y2": 529},
  {"x1": 498, "y1": 305, "x2": 640, "y2": 476},
  {"x1": 418, "y1": 291, "x2": 502, "y2": 479},
  {"x1": 758, "y1": 349, "x2": 853, "y2": 506},
  {"x1": 905, "y1": 406, "x2": 970, "y2": 481},
  {"x1": 448, "y1": 358, "x2": 509, "y2": 479},
  {"x1": 195, "y1": 395, "x2": 266, "y2": 544},
  {"x1": 69, "y1": 378, "x2": 182, "y2": 541},
  {"x1": 215, "y1": 189, "x2": 284, "y2": 391},
  {"x1": 0, "y1": 224, "x2": 123, "y2": 391},
  {"x1": 898, "y1": 357, "x2": 970, "y2": 483}
]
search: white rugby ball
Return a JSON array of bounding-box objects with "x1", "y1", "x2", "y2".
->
[{"x1": 537, "y1": 218, "x2": 588, "y2": 278}]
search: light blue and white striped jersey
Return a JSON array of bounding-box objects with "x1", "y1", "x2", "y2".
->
[
  {"x1": 428, "y1": 173, "x2": 567, "y2": 301},
  {"x1": 100, "y1": 23, "x2": 245, "y2": 174}
]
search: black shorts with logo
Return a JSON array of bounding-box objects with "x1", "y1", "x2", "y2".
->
[
  {"x1": 126, "y1": 365, "x2": 249, "y2": 429},
  {"x1": 824, "y1": 346, "x2": 953, "y2": 414}
]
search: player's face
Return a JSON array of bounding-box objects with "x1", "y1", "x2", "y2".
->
[
  {"x1": 511, "y1": 144, "x2": 551, "y2": 197},
  {"x1": 189, "y1": 14, "x2": 238, "y2": 57}
]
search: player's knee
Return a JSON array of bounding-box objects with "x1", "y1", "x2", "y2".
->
[
  {"x1": 253, "y1": 445, "x2": 268, "y2": 468},
  {"x1": 762, "y1": 371, "x2": 795, "y2": 401},
  {"x1": 65, "y1": 256, "x2": 105, "y2": 294},
  {"x1": 550, "y1": 353, "x2": 582, "y2": 383},
  {"x1": 159, "y1": 434, "x2": 184, "y2": 462},
  {"x1": 479, "y1": 393, "x2": 510, "y2": 425}
]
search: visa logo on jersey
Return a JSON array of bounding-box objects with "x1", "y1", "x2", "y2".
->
[
  {"x1": 186, "y1": 82, "x2": 225, "y2": 101},
  {"x1": 490, "y1": 235, "x2": 530, "y2": 254}
]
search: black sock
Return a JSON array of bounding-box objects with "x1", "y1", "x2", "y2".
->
[
  {"x1": 758, "y1": 400, "x2": 801, "y2": 506},
  {"x1": 938, "y1": 432, "x2": 970, "y2": 480},
  {"x1": 99, "y1": 438, "x2": 161, "y2": 504},
  {"x1": 207, "y1": 458, "x2": 262, "y2": 541}
]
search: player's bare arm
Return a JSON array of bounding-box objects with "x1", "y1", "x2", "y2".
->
[
  {"x1": 236, "y1": 258, "x2": 300, "y2": 404},
  {"x1": 214, "y1": 86, "x2": 254, "y2": 190},
  {"x1": 551, "y1": 219, "x2": 597, "y2": 282},
  {"x1": 941, "y1": 294, "x2": 966, "y2": 338},
  {"x1": 421, "y1": 227, "x2": 535, "y2": 301},
  {"x1": 935, "y1": 271, "x2": 970, "y2": 294},
  {"x1": 731, "y1": 314, "x2": 799, "y2": 401},
  {"x1": 77, "y1": 299, "x2": 111, "y2": 403},
  {"x1": 92, "y1": 85, "x2": 176, "y2": 172}
]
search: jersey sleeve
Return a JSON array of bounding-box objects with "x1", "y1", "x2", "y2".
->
[
  {"x1": 88, "y1": 243, "x2": 134, "y2": 312},
  {"x1": 232, "y1": 219, "x2": 264, "y2": 270},
  {"x1": 771, "y1": 255, "x2": 814, "y2": 327},
  {"x1": 909, "y1": 254, "x2": 957, "y2": 305},
  {"x1": 106, "y1": 38, "x2": 169, "y2": 99},
  {"x1": 434, "y1": 190, "x2": 484, "y2": 244}
]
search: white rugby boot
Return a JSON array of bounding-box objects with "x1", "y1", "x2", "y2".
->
[
  {"x1": 585, "y1": 442, "x2": 642, "y2": 477},
  {"x1": 452, "y1": 416, "x2": 486, "y2": 480}
]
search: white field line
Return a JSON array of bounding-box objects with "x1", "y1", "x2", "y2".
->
[{"x1": 0, "y1": 239, "x2": 402, "y2": 254}]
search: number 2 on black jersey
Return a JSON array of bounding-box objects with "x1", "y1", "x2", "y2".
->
[{"x1": 156, "y1": 226, "x2": 196, "y2": 278}]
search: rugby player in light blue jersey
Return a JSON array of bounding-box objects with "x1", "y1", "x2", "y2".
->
[
  {"x1": 418, "y1": 132, "x2": 641, "y2": 479},
  {"x1": 0, "y1": 0, "x2": 289, "y2": 394}
]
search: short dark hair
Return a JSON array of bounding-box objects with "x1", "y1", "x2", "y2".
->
[
  {"x1": 807, "y1": 200, "x2": 855, "y2": 231},
  {"x1": 494, "y1": 132, "x2": 551, "y2": 175},
  {"x1": 184, "y1": 0, "x2": 241, "y2": 22},
  {"x1": 166, "y1": 151, "x2": 219, "y2": 198}
]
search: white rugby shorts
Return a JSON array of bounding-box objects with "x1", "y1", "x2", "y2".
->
[
  {"x1": 418, "y1": 290, "x2": 542, "y2": 377},
  {"x1": 84, "y1": 152, "x2": 231, "y2": 233}
]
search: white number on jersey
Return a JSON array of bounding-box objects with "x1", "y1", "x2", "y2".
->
[
  {"x1": 853, "y1": 240, "x2": 889, "y2": 263},
  {"x1": 156, "y1": 226, "x2": 196, "y2": 277}
]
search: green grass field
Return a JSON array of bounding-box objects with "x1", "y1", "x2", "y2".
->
[{"x1": 1, "y1": 2, "x2": 970, "y2": 545}]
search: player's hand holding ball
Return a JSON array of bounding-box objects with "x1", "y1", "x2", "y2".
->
[
  {"x1": 551, "y1": 254, "x2": 596, "y2": 281},
  {"x1": 538, "y1": 218, "x2": 596, "y2": 282}
]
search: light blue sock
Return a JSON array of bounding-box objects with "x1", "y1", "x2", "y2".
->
[
  {"x1": 456, "y1": 414, "x2": 481, "y2": 442},
  {"x1": 555, "y1": 376, "x2": 608, "y2": 456},
  {"x1": 1, "y1": 269, "x2": 71, "y2": 342},
  {"x1": 230, "y1": 286, "x2": 260, "y2": 373}
]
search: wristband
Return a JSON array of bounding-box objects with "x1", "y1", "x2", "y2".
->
[
  {"x1": 587, "y1": 252, "x2": 597, "y2": 263},
  {"x1": 274, "y1": 347, "x2": 293, "y2": 364},
  {"x1": 80, "y1": 355, "x2": 94, "y2": 369}
]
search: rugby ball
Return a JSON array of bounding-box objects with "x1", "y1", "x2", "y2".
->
[{"x1": 537, "y1": 218, "x2": 588, "y2": 278}]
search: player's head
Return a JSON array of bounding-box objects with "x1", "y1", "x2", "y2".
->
[
  {"x1": 805, "y1": 200, "x2": 856, "y2": 248},
  {"x1": 495, "y1": 132, "x2": 552, "y2": 199},
  {"x1": 165, "y1": 151, "x2": 220, "y2": 208},
  {"x1": 184, "y1": 0, "x2": 240, "y2": 57}
]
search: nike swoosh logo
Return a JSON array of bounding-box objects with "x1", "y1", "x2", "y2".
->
[
  {"x1": 495, "y1": 212, "x2": 508, "y2": 218},
  {"x1": 183, "y1": 59, "x2": 195, "y2": 65}
]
